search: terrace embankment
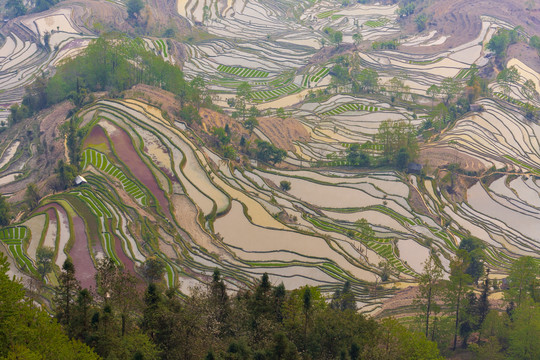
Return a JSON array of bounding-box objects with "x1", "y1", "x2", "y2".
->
[
  {"x1": 418, "y1": 146, "x2": 487, "y2": 175},
  {"x1": 124, "y1": 84, "x2": 180, "y2": 119},
  {"x1": 507, "y1": 42, "x2": 540, "y2": 73},
  {"x1": 400, "y1": 0, "x2": 540, "y2": 54},
  {"x1": 0, "y1": 101, "x2": 74, "y2": 201},
  {"x1": 105, "y1": 123, "x2": 172, "y2": 221},
  {"x1": 199, "y1": 108, "x2": 248, "y2": 137},
  {"x1": 257, "y1": 117, "x2": 310, "y2": 152}
]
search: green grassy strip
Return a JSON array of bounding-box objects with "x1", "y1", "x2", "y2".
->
[
  {"x1": 217, "y1": 64, "x2": 269, "y2": 78},
  {"x1": 311, "y1": 68, "x2": 329, "y2": 83},
  {"x1": 157, "y1": 39, "x2": 167, "y2": 57},
  {"x1": 408, "y1": 57, "x2": 443, "y2": 65},
  {"x1": 342, "y1": 143, "x2": 383, "y2": 150},
  {"x1": 81, "y1": 148, "x2": 148, "y2": 205},
  {"x1": 364, "y1": 18, "x2": 389, "y2": 28},
  {"x1": 455, "y1": 67, "x2": 477, "y2": 79},
  {"x1": 0, "y1": 226, "x2": 27, "y2": 240},
  {"x1": 317, "y1": 10, "x2": 337, "y2": 19},
  {"x1": 71, "y1": 189, "x2": 120, "y2": 264},
  {"x1": 1, "y1": 226, "x2": 36, "y2": 273},
  {"x1": 302, "y1": 74, "x2": 310, "y2": 87},
  {"x1": 503, "y1": 155, "x2": 540, "y2": 175},
  {"x1": 323, "y1": 103, "x2": 379, "y2": 116},
  {"x1": 493, "y1": 92, "x2": 536, "y2": 109},
  {"x1": 251, "y1": 83, "x2": 301, "y2": 101}
]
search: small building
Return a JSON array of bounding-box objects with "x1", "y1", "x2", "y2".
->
[
  {"x1": 407, "y1": 163, "x2": 422, "y2": 174},
  {"x1": 74, "y1": 175, "x2": 87, "y2": 186},
  {"x1": 470, "y1": 104, "x2": 483, "y2": 112}
]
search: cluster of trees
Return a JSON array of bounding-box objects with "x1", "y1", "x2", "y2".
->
[
  {"x1": 415, "y1": 242, "x2": 539, "y2": 358},
  {"x1": 5, "y1": 0, "x2": 27, "y2": 18},
  {"x1": 371, "y1": 40, "x2": 398, "y2": 50},
  {"x1": 33, "y1": 255, "x2": 444, "y2": 360},
  {"x1": 0, "y1": 195, "x2": 11, "y2": 226},
  {"x1": 211, "y1": 125, "x2": 238, "y2": 159},
  {"x1": 341, "y1": 119, "x2": 418, "y2": 170},
  {"x1": 419, "y1": 77, "x2": 479, "y2": 133},
  {"x1": 494, "y1": 65, "x2": 539, "y2": 120},
  {"x1": 397, "y1": 2, "x2": 416, "y2": 17},
  {"x1": 353, "y1": 68, "x2": 379, "y2": 93},
  {"x1": 127, "y1": 0, "x2": 145, "y2": 19},
  {"x1": 255, "y1": 140, "x2": 287, "y2": 165},
  {"x1": 376, "y1": 119, "x2": 418, "y2": 168},
  {"x1": 415, "y1": 13, "x2": 428, "y2": 32},
  {"x1": 531, "y1": 35, "x2": 540, "y2": 54},
  {"x1": 487, "y1": 28, "x2": 520, "y2": 60},
  {"x1": 322, "y1": 27, "x2": 344, "y2": 47},
  {"x1": 346, "y1": 143, "x2": 370, "y2": 167},
  {"x1": 496, "y1": 66, "x2": 520, "y2": 95},
  {"x1": 0, "y1": 253, "x2": 100, "y2": 359}
]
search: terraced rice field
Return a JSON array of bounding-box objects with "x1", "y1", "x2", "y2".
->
[
  {"x1": 0, "y1": 9, "x2": 94, "y2": 121},
  {"x1": 317, "y1": 10, "x2": 338, "y2": 19},
  {"x1": 81, "y1": 148, "x2": 148, "y2": 206},
  {"x1": 217, "y1": 64, "x2": 269, "y2": 78},
  {"x1": 323, "y1": 103, "x2": 379, "y2": 116},
  {"x1": 251, "y1": 83, "x2": 302, "y2": 101},
  {"x1": 0, "y1": 226, "x2": 34, "y2": 272},
  {"x1": 364, "y1": 18, "x2": 389, "y2": 28},
  {"x1": 179, "y1": 0, "x2": 401, "y2": 102},
  {"x1": 1, "y1": 0, "x2": 539, "y2": 314},
  {"x1": 310, "y1": 68, "x2": 329, "y2": 83}
]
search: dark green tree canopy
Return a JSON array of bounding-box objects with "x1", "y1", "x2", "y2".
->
[{"x1": 127, "y1": 0, "x2": 145, "y2": 19}]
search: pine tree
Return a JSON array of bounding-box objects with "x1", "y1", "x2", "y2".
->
[
  {"x1": 330, "y1": 281, "x2": 357, "y2": 311},
  {"x1": 72, "y1": 289, "x2": 93, "y2": 341},
  {"x1": 209, "y1": 268, "x2": 230, "y2": 337},
  {"x1": 142, "y1": 283, "x2": 161, "y2": 342},
  {"x1": 54, "y1": 258, "x2": 81, "y2": 331}
]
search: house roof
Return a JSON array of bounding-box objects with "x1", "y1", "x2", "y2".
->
[
  {"x1": 74, "y1": 175, "x2": 87, "y2": 185},
  {"x1": 408, "y1": 163, "x2": 422, "y2": 171}
]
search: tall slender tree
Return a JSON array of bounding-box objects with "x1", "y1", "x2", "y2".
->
[
  {"x1": 415, "y1": 256, "x2": 443, "y2": 338},
  {"x1": 54, "y1": 258, "x2": 81, "y2": 331},
  {"x1": 36, "y1": 246, "x2": 54, "y2": 280},
  {"x1": 0, "y1": 195, "x2": 11, "y2": 227},
  {"x1": 444, "y1": 250, "x2": 473, "y2": 351},
  {"x1": 505, "y1": 256, "x2": 539, "y2": 307}
]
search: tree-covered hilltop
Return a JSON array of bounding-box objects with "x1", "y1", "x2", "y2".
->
[{"x1": 11, "y1": 33, "x2": 201, "y2": 123}]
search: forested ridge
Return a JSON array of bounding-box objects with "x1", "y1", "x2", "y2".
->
[
  {"x1": 1, "y1": 253, "x2": 444, "y2": 360},
  {"x1": 1, "y1": 249, "x2": 539, "y2": 359},
  {"x1": 9, "y1": 34, "x2": 203, "y2": 125}
]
